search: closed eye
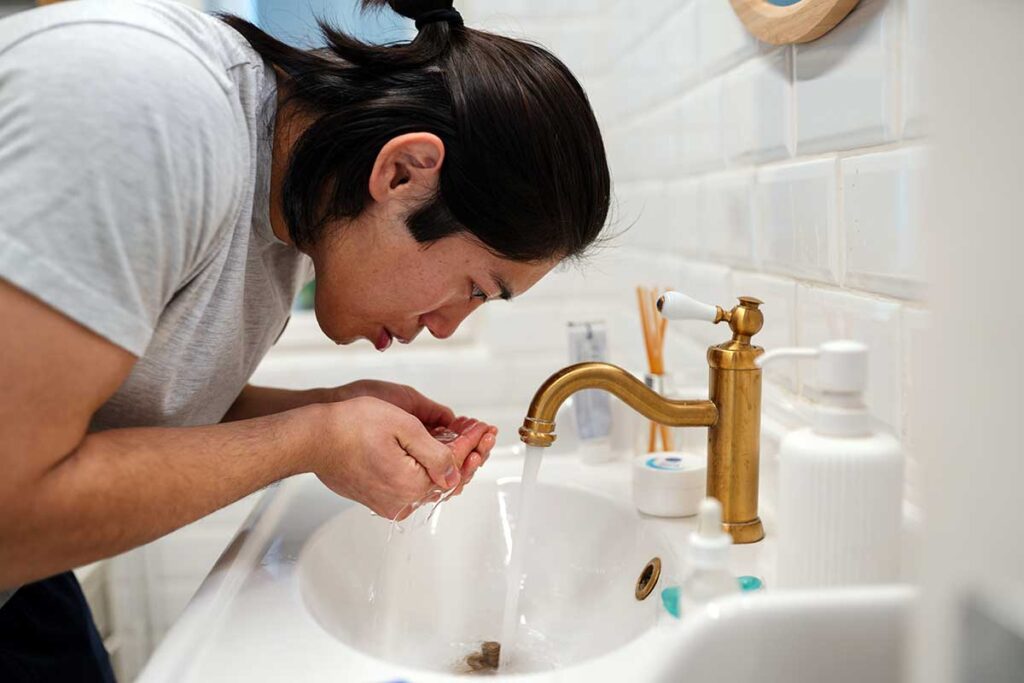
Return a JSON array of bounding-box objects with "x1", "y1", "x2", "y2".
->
[{"x1": 470, "y1": 282, "x2": 489, "y2": 302}]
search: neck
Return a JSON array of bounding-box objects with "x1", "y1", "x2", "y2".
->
[{"x1": 269, "y1": 72, "x2": 299, "y2": 246}]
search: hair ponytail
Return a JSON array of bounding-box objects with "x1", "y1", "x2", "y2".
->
[{"x1": 221, "y1": 1, "x2": 610, "y2": 262}]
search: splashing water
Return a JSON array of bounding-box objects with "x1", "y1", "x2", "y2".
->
[
  {"x1": 498, "y1": 445, "x2": 545, "y2": 670},
  {"x1": 369, "y1": 426, "x2": 461, "y2": 534},
  {"x1": 366, "y1": 433, "x2": 551, "y2": 672},
  {"x1": 367, "y1": 427, "x2": 461, "y2": 657}
]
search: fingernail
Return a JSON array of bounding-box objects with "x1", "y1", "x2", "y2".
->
[{"x1": 444, "y1": 465, "x2": 461, "y2": 489}]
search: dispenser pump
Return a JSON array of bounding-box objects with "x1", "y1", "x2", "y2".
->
[{"x1": 757, "y1": 340, "x2": 871, "y2": 436}]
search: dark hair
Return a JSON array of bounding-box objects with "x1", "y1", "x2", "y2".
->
[{"x1": 220, "y1": 0, "x2": 610, "y2": 262}]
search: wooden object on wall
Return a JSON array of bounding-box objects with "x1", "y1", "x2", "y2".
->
[{"x1": 729, "y1": 0, "x2": 861, "y2": 45}]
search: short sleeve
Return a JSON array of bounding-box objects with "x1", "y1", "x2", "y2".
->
[{"x1": 0, "y1": 23, "x2": 244, "y2": 355}]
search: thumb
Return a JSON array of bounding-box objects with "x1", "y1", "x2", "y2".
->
[
  {"x1": 398, "y1": 419, "x2": 461, "y2": 491},
  {"x1": 409, "y1": 390, "x2": 456, "y2": 428}
]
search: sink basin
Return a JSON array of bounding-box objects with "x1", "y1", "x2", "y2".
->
[
  {"x1": 297, "y1": 478, "x2": 675, "y2": 674},
  {"x1": 139, "y1": 449, "x2": 912, "y2": 683}
]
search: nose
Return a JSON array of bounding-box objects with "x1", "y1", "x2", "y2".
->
[{"x1": 421, "y1": 301, "x2": 479, "y2": 340}]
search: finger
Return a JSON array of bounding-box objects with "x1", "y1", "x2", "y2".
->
[
  {"x1": 477, "y1": 432, "x2": 497, "y2": 463},
  {"x1": 407, "y1": 388, "x2": 456, "y2": 427},
  {"x1": 398, "y1": 419, "x2": 461, "y2": 490},
  {"x1": 449, "y1": 421, "x2": 488, "y2": 467},
  {"x1": 474, "y1": 425, "x2": 496, "y2": 457},
  {"x1": 461, "y1": 451, "x2": 483, "y2": 478},
  {"x1": 453, "y1": 451, "x2": 483, "y2": 496}
]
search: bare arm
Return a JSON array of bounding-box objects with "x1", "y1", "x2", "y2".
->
[
  {"x1": 0, "y1": 280, "x2": 317, "y2": 589},
  {"x1": 223, "y1": 381, "x2": 458, "y2": 428},
  {"x1": 221, "y1": 384, "x2": 334, "y2": 422},
  {"x1": 0, "y1": 280, "x2": 493, "y2": 590}
]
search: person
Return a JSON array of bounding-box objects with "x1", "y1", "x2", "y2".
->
[{"x1": 0, "y1": 0, "x2": 610, "y2": 679}]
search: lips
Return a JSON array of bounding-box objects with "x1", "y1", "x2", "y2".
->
[{"x1": 374, "y1": 327, "x2": 393, "y2": 352}]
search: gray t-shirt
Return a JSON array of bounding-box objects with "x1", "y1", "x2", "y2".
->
[{"x1": 0, "y1": 1, "x2": 313, "y2": 601}]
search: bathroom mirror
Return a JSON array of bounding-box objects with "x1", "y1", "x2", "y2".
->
[{"x1": 729, "y1": 0, "x2": 861, "y2": 45}]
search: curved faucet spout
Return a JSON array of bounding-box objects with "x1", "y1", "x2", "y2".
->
[{"x1": 518, "y1": 362, "x2": 718, "y2": 447}]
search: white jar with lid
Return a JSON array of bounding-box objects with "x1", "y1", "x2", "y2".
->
[{"x1": 632, "y1": 452, "x2": 706, "y2": 517}]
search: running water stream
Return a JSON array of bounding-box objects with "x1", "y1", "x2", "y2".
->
[
  {"x1": 368, "y1": 428, "x2": 461, "y2": 660},
  {"x1": 498, "y1": 445, "x2": 545, "y2": 671},
  {"x1": 367, "y1": 438, "x2": 548, "y2": 673}
]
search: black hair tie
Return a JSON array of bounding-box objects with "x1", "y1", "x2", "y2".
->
[{"x1": 415, "y1": 7, "x2": 464, "y2": 30}]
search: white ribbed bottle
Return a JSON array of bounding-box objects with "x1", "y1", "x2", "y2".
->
[{"x1": 759, "y1": 341, "x2": 904, "y2": 588}]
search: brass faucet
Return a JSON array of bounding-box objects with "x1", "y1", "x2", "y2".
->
[{"x1": 518, "y1": 294, "x2": 766, "y2": 544}]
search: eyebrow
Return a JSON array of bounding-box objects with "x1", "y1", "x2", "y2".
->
[{"x1": 491, "y1": 272, "x2": 513, "y2": 301}]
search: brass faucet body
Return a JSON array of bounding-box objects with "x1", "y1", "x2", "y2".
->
[
  {"x1": 519, "y1": 296, "x2": 766, "y2": 544},
  {"x1": 519, "y1": 363, "x2": 718, "y2": 448}
]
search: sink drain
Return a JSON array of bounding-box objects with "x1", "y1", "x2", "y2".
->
[
  {"x1": 635, "y1": 557, "x2": 662, "y2": 600},
  {"x1": 463, "y1": 640, "x2": 500, "y2": 674}
]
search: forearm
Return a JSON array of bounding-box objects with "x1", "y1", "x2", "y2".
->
[
  {"x1": 1, "y1": 404, "x2": 323, "y2": 589},
  {"x1": 222, "y1": 384, "x2": 336, "y2": 422}
]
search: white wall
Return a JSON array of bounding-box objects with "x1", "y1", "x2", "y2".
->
[
  {"x1": 912, "y1": 2, "x2": 1024, "y2": 681},
  {"x1": 462, "y1": 0, "x2": 928, "y2": 503}
]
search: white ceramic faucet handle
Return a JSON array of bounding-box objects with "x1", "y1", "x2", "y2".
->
[{"x1": 656, "y1": 291, "x2": 719, "y2": 323}]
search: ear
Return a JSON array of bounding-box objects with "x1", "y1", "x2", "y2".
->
[{"x1": 367, "y1": 133, "x2": 445, "y2": 205}]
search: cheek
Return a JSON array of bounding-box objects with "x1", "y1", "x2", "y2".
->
[
  {"x1": 308, "y1": 230, "x2": 467, "y2": 332},
  {"x1": 315, "y1": 261, "x2": 451, "y2": 324},
  {"x1": 389, "y1": 276, "x2": 453, "y2": 318}
]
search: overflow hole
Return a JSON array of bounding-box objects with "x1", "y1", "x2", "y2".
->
[{"x1": 635, "y1": 557, "x2": 662, "y2": 601}]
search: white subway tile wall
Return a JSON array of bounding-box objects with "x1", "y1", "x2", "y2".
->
[
  {"x1": 463, "y1": 0, "x2": 925, "y2": 482},
  {"x1": 756, "y1": 157, "x2": 839, "y2": 282},
  {"x1": 679, "y1": 80, "x2": 725, "y2": 172},
  {"x1": 902, "y1": 0, "x2": 927, "y2": 138},
  {"x1": 841, "y1": 146, "x2": 927, "y2": 299},
  {"x1": 794, "y1": 0, "x2": 900, "y2": 153},
  {"x1": 722, "y1": 47, "x2": 793, "y2": 165},
  {"x1": 700, "y1": 169, "x2": 755, "y2": 265},
  {"x1": 696, "y1": 0, "x2": 758, "y2": 78}
]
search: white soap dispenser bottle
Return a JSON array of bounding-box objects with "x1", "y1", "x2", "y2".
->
[{"x1": 758, "y1": 340, "x2": 904, "y2": 588}]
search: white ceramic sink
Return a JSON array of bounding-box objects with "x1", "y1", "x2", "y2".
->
[
  {"x1": 139, "y1": 446, "x2": 913, "y2": 682},
  {"x1": 298, "y1": 478, "x2": 673, "y2": 674},
  {"x1": 650, "y1": 586, "x2": 913, "y2": 682}
]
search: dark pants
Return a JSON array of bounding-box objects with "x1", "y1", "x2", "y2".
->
[{"x1": 0, "y1": 572, "x2": 116, "y2": 682}]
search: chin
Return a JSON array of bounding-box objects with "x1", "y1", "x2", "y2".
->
[
  {"x1": 333, "y1": 333, "x2": 360, "y2": 345},
  {"x1": 312, "y1": 310, "x2": 351, "y2": 345}
]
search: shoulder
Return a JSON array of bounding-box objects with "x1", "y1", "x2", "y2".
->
[
  {"x1": 0, "y1": 5, "x2": 258, "y2": 291},
  {"x1": 0, "y1": 1, "x2": 246, "y2": 101},
  {"x1": 0, "y1": 3, "x2": 250, "y2": 194}
]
